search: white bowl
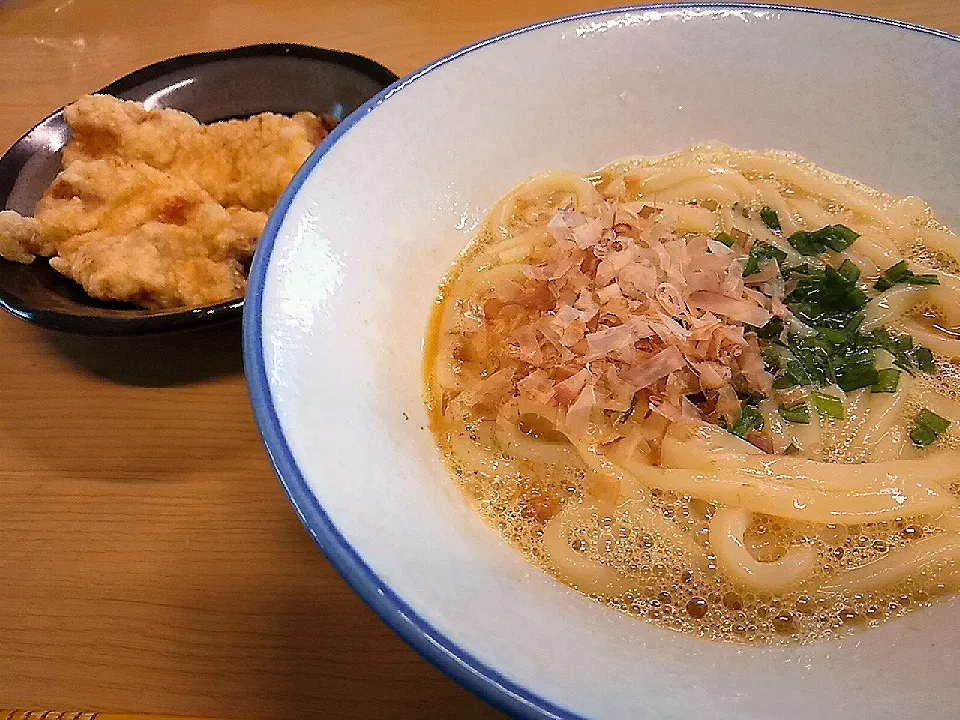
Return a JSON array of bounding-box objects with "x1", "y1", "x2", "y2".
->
[{"x1": 244, "y1": 5, "x2": 960, "y2": 718}]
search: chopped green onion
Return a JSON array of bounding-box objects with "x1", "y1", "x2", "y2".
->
[
  {"x1": 786, "y1": 339, "x2": 828, "y2": 385},
  {"x1": 778, "y1": 402, "x2": 811, "y2": 424},
  {"x1": 788, "y1": 224, "x2": 860, "y2": 255},
  {"x1": 910, "y1": 425, "x2": 940, "y2": 447},
  {"x1": 914, "y1": 346, "x2": 935, "y2": 373},
  {"x1": 844, "y1": 313, "x2": 865, "y2": 333},
  {"x1": 910, "y1": 408, "x2": 951, "y2": 447},
  {"x1": 864, "y1": 328, "x2": 918, "y2": 373},
  {"x1": 812, "y1": 391, "x2": 844, "y2": 420},
  {"x1": 847, "y1": 287, "x2": 869, "y2": 309},
  {"x1": 786, "y1": 262, "x2": 868, "y2": 315},
  {"x1": 762, "y1": 238, "x2": 938, "y2": 395},
  {"x1": 729, "y1": 405, "x2": 764, "y2": 438},
  {"x1": 779, "y1": 262, "x2": 811, "y2": 279},
  {"x1": 822, "y1": 225, "x2": 861, "y2": 251},
  {"x1": 760, "y1": 206, "x2": 781, "y2": 230},
  {"x1": 881, "y1": 260, "x2": 911, "y2": 283},
  {"x1": 743, "y1": 241, "x2": 788, "y2": 277},
  {"x1": 871, "y1": 367, "x2": 901, "y2": 393},
  {"x1": 756, "y1": 317, "x2": 784, "y2": 341},
  {"x1": 920, "y1": 409, "x2": 951, "y2": 434},
  {"x1": 817, "y1": 326, "x2": 848, "y2": 345},
  {"x1": 835, "y1": 362, "x2": 879, "y2": 392},
  {"x1": 836, "y1": 259, "x2": 861, "y2": 284},
  {"x1": 715, "y1": 231, "x2": 737, "y2": 248},
  {"x1": 874, "y1": 260, "x2": 940, "y2": 291}
]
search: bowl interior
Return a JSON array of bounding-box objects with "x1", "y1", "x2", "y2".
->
[
  {"x1": 249, "y1": 6, "x2": 960, "y2": 719},
  {"x1": 0, "y1": 44, "x2": 396, "y2": 334}
]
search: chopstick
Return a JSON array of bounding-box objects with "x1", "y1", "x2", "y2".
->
[{"x1": 3, "y1": 713, "x2": 225, "y2": 720}]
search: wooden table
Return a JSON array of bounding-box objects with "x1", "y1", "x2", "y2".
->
[{"x1": 0, "y1": 0, "x2": 957, "y2": 717}]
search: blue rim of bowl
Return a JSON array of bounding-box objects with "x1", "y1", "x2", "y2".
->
[
  {"x1": 243, "y1": 5, "x2": 960, "y2": 718},
  {"x1": 0, "y1": 43, "x2": 397, "y2": 335}
]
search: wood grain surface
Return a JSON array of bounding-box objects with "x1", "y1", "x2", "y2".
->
[{"x1": 0, "y1": 1, "x2": 957, "y2": 718}]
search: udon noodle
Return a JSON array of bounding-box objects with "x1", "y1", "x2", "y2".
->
[{"x1": 424, "y1": 143, "x2": 960, "y2": 643}]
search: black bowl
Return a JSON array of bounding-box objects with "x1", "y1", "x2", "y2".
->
[{"x1": 0, "y1": 43, "x2": 397, "y2": 335}]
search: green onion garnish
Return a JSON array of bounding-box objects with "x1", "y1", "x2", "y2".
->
[
  {"x1": 788, "y1": 224, "x2": 860, "y2": 255},
  {"x1": 836, "y1": 259, "x2": 861, "y2": 284},
  {"x1": 743, "y1": 241, "x2": 788, "y2": 277},
  {"x1": 729, "y1": 405, "x2": 764, "y2": 438},
  {"x1": 772, "y1": 374, "x2": 798, "y2": 390},
  {"x1": 817, "y1": 326, "x2": 848, "y2": 344},
  {"x1": 756, "y1": 317, "x2": 784, "y2": 341},
  {"x1": 877, "y1": 260, "x2": 911, "y2": 287},
  {"x1": 874, "y1": 260, "x2": 940, "y2": 291},
  {"x1": 715, "y1": 231, "x2": 737, "y2": 248},
  {"x1": 910, "y1": 409, "x2": 951, "y2": 447},
  {"x1": 915, "y1": 346, "x2": 936, "y2": 373},
  {"x1": 778, "y1": 402, "x2": 811, "y2": 424},
  {"x1": 785, "y1": 262, "x2": 868, "y2": 315},
  {"x1": 812, "y1": 391, "x2": 844, "y2": 420},
  {"x1": 777, "y1": 355, "x2": 818, "y2": 389},
  {"x1": 864, "y1": 328, "x2": 918, "y2": 373},
  {"x1": 746, "y1": 223, "x2": 939, "y2": 401},
  {"x1": 835, "y1": 362, "x2": 880, "y2": 392},
  {"x1": 760, "y1": 207, "x2": 781, "y2": 230},
  {"x1": 871, "y1": 367, "x2": 901, "y2": 393}
]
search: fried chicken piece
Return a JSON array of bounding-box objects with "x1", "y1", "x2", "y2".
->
[
  {"x1": 176, "y1": 111, "x2": 333, "y2": 211},
  {"x1": 0, "y1": 94, "x2": 336, "y2": 308},
  {"x1": 64, "y1": 94, "x2": 334, "y2": 211},
  {"x1": 38, "y1": 158, "x2": 266, "y2": 309},
  {"x1": 62, "y1": 94, "x2": 200, "y2": 168},
  {"x1": 0, "y1": 210, "x2": 51, "y2": 262}
]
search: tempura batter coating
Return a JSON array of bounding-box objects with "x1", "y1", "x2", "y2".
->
[
  {"x1": 63, "y1": 95, "x2": 335, "y2": 211},
  {"x1": 0, "y1": 94, "x2": 335, "y2": 308},
  {"x1": 0, "y1": 210, "x2": 47, "y2": 263},
  {"x1": 41, "y1": 158, "x2": 266, "y2": 308}
]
